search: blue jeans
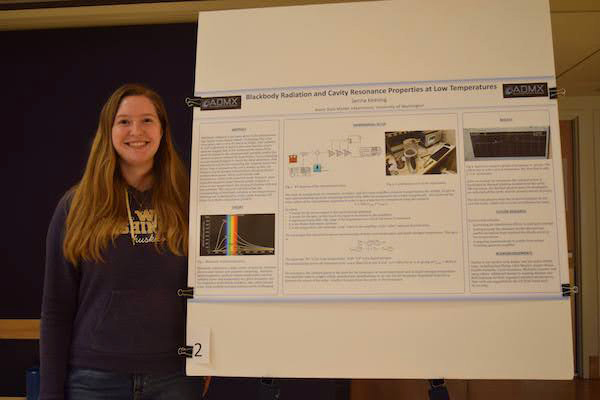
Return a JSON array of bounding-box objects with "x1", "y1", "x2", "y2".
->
[{"x1": 66, "y1": 368, "x2": 204, "y2": 400}]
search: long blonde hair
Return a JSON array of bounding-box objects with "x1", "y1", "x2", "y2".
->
[{"x1": 64, "y1": 83, "x2": 189, "y2": 263}]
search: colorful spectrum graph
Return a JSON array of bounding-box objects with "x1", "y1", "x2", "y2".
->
[
  {"x1": 226, "y1": 215, "x2": 237, "y2": 255},
  {"x1": 200, "y1": 214, "x2": 275, "y2": 256}
]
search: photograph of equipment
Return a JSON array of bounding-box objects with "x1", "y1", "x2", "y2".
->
[{"x1": 384, "y1": 130, "x2": 457, "y2": 176}]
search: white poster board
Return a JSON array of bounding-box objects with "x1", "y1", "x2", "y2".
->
[{"x1": 185, "y1": 0, "x2": 573, "y2": 379}]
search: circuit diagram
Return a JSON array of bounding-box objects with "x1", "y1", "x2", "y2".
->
[{"x1": 288, "y1": 135, "x2": 381, "y2": 177}]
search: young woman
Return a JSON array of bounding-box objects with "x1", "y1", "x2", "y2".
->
[{"x1": 40, "y1": 84, "x2": 203, "y2": 399}]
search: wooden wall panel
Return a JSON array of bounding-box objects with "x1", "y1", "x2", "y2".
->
[
  {"x1": 351, "y1": 379, "x2": 467, "y2": 400},
  {"x1": 0, "y1": 320, "x2": 40, "y2": 340},
  {"x1": 351, "y1": 379, "x2": 600, "y2": 400}
]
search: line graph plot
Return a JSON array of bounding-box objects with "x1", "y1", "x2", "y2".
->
[{"x1": 200, "y1": 214, "x2": 275, "y2": 256}]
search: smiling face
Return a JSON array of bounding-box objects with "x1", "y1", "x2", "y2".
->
[{"x1": 111, "y1": 95, "x2": 162, "y2": 177}]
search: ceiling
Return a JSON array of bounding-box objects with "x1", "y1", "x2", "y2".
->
[{"x1": 1, "y1": 0, "x2": 599, "y2": 96}]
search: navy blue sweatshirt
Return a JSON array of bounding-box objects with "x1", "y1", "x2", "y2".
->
[{"x1": 40, "y1": 191, "x2": 188, "y2": 399}]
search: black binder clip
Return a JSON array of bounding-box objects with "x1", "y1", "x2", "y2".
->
[
  {"x1": 561, "y1": 283, "x2": 578, "y2": 297},
  {"x1": 185, "y1": 96, "x2": 203, "y2": 108},
  {"x1": 428, "y1": 379, "x2": 450, "y2": 400},
  {"x1": 549, "y1": 87, "x2": 566, "y2": 99},
  {"x1": 177, "y1": 287, "x2": 194, "y2": 298},
  {"x1": 177, "y1": 346, "x2": 194, "y2": 358}
]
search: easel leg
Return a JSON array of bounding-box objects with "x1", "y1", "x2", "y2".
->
[
  {"x1": 428, "y1": 379, "x2": 450, "y2": 400},
  {"x1": 259, "y1": 378, "x2": 281, "y2": 400}
]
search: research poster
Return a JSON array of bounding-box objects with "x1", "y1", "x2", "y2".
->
[
  {"x1": 184, "y1": 0, "x2": 573, "y2": 380},
  {"x1": 188, "y1": 79, "x2": 568, "y2": 301}
]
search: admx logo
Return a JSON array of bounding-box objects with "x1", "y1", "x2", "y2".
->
[
  {"x1": 199, "y1": 96, "x2": 242, "y2": 111},
  {"x1": 503, "y1": 83, "x2": 548, "y2": 98}
]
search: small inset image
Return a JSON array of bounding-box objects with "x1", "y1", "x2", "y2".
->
[
  {"x1": 464, "y1": 126, "x2": 550, "y2": 161},
  {"x1": 200, "y1": 214, "x2": 275, "y2": 256},
  {"x1": 385, "y1": 130, "x2": 457, "y2": 175}
]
